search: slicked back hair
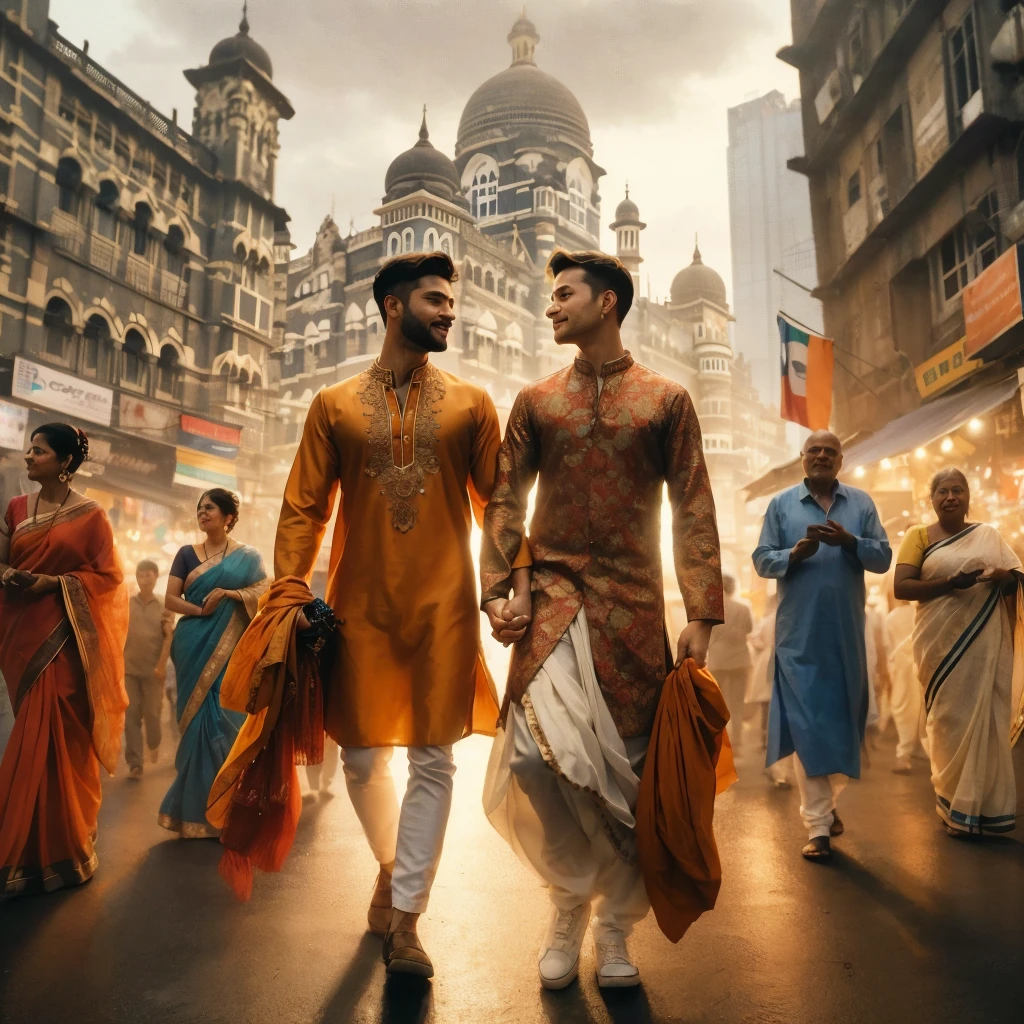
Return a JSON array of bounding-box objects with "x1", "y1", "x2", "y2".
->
[
  {"x1": 547, "y1": 249, "x2": 634, "y2": 324},
  {"x1": 372, "y1": 250, "x2": 458, "y2": 320}
]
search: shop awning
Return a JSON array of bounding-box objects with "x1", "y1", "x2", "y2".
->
[{"x1": 742, "y1": 376, "x2": 1021, "y2": 501}]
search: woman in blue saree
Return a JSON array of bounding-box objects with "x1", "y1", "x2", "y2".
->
[{"x1": 158, "y1": 489, "x2": 268, "y2": 838}]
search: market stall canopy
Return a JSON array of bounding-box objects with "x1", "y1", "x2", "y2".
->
[{"x1": 742, "y1": 376, "x2": 1021, "y2": 502}]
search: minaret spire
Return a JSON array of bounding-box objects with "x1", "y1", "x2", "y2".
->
[
  {"x1": 240, "y1": 1, "x2": 249, "y2": 34},
  {"x1": 417, "y1": 105, "x2": 431, "y2": 147}
]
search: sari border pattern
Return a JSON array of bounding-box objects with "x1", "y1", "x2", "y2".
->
[
  {"x1": 1, "y1": 849, "x2": 99, "y2": 896},
  {"x1": 924, "y1": 586, "x2": 1001, "y2": 713},
  {"x1": 178, "y1": 605, "x2": 248, "y2": 736},
  {"x1": 60, "y1": 573, "x2": 99, "y2": 681},
  {"x1": 157, "y1": 813, "x2": 221, "y2": 839},
  {"x1": 11, "y1": 498, "x2": 99, "y2": 542},
  {"x1": 13, "y1": 618, "x2": 72, "y2": 716}
]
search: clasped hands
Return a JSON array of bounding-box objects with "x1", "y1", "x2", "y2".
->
[
  {"x1": 790, "y1": 519, "x2": 856, "y2": 564},
  {"x1": 483, "y1": 590, "x2": 532, "y2": 647}
]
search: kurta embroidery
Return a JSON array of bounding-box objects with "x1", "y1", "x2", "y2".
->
[{"x1": 358, "y1": 362, "x2": 446, "y2": 533}]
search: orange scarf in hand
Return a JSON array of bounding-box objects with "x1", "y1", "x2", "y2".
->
[
  {"x1": 206, "y1": 576, "x2": 325, "y2": 900},
  {"x1": 635, "y1": 658, "x2": 737, "y2": 943}
]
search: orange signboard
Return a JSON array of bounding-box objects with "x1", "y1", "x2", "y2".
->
[{"x1": 964, "y1": 246, "x2": 1024, "y2": 359}]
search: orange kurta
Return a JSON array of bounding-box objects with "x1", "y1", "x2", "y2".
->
[{"x1": 275, "y1": 360, "x2": 521, "y2": 747}]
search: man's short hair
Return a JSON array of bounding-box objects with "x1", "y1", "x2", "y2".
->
[
  {"x1": 136, "y1": 559, "x2": 159, "y2": 575},
  {"x1": 546, "y1": 249, "x2": 634, "y2": 324},
  {"x1": 723, "y1": 574, "x2": 736, "y2": 595},
  {"x1": 372, "y1": 251, "x2": 457, "y2": 320}
]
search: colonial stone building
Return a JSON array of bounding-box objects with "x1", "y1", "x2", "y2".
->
[
  {"x1": 276, "y1": 14, "x2": 789, "y2": 576},
  {"x1": 0, "y1": 1, "x2": 291, "y2": 563}
]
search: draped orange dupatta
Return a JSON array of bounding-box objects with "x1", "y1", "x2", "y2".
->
[{"x1": 0, "y1": 496, "x2": 128, "y2": 895}]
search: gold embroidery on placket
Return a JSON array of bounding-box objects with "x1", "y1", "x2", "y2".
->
[{"x1": 358, "y1": 362, "x2": 445, "y2": 532}]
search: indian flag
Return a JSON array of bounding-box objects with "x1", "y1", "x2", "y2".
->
[{"x1": 778, "y1": 313, "x2": 834, "y2": 430}]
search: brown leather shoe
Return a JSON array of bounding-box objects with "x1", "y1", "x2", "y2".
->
[
  {"x1": 383, "y1": 927, "x2": 434, "y2": 978},
  {"x1": 367, "y1": 869, "x2": 393, "y2": 937},
  {"x1": 829, "y1": 813, "x2": 844, "y2": 838}
]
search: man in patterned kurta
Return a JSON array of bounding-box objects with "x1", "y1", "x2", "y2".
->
[
  {"x1": 269, "y1": 252, "x2": 528, "y2": 979},
  {"x1": 480, "y1": 250, "x2": 723, "y2": 991}
]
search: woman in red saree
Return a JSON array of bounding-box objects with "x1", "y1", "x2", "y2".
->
[{"x1": 0, "y1": 423, "x2": 128, "y2": 896}]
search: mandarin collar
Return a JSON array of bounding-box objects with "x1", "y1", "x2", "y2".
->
[
  {"x1": 368, "y1": 359, "x2": 430, "y2": 387},
  {"x1": 572, "y1": 351, "x2": 634, "y2": 379}
]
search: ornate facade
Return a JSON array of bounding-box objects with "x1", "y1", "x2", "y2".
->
[
  {"x1": 0, "y1": 2, "x2": 291, "y2": 562},
  {"x1": 275, "y1": 14, "x2": 789, "y2": 577}
]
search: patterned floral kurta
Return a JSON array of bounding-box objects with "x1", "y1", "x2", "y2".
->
[
  {"x1": 481, "y1": 353, "x2": 724, "y2": 738},
  {"x1": 275, "y1": 360, "x2": 526, "y2": 747}
]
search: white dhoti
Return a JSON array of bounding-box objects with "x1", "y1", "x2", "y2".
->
[
  {"x1": 484, "y1": 609, "x2": 650, "y2": 938},
  {"x1": 341, "y1": 744, "x2": 456, "y2": 915},
  {"x1": 794, "y1": 756, "x2": 847, "y2": 839}
]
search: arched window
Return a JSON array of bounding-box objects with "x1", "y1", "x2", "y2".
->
[
  {"x1": 301, "y1": 281, "x2": 311, "y2": 296},
  {"x1": 133, "y1": 202, "x2": 152, "y2": 257},
  {"x1": 43, "y1": 297, "x2": 73, "y2": 359},
  {"x1": 83, "y1": 314, "x2": 111, "y2": 376},
  {"x1": 165, "y1": 224, "x2": 185, "y2": 276},
  {"x1": 472, "y1": 265, "x2": 482, "y2": 287},
  {"x1": 440, "y1": 233, "x2": 452, "y2": 255},
  {"x1": 484, "y1": 271, "x2": 495, "y2": 292},
  {"x1": 388, "y1": 233, "x2": 400, "y2": 257},
  {"x1": 94, "y1": 180, "x2": 119, "y2": 240},
  {"x1": 464, "y1": 258, "x2": 473, "y2": 280},
  {"x1": 56, "y1": 157, "x2": 82, "y2": 216},
  {"x1": 472, "y1": 170, "x2": 498, "y2": 220},
  {"x1": 122, "y1": 329, "x2": 147, "y2": 386},
  {"x1": 402, "y1": 228, "x2": 414, "y2": 253},
  {"x1": 568, "y1": 178, "x2": 586, "y2": 227},
  {"x1": 423, "y1": 228, "x2": 439, "y2": 251},
  {"x1": 157, "y1": 343, "x2": 181, "y2": 398}
]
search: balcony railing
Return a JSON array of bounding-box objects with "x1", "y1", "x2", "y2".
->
[
  {"x1": 159, "y1": 271, "x2": 186, "y2": 308},
  {"x1": 125, "y1": 256, "x2": 154, "y2": 296},
  {"x1": 48, "y1": 31, "x2": 217, "y2": 173},
  {"x1": 89, "y1": 235, "x2": 118, "y2": 275},
  {"x1": 50, "y1": 209, "x2": 84, "y2": 258}
]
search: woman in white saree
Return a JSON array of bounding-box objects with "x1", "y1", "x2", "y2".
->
[{"x1": 894, "y1": 468, "x2": 1024, "y2": 838}]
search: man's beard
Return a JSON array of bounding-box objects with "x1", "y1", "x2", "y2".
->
[{"x1": 401, "y1": 312, "x2": 447, "y2": 353}]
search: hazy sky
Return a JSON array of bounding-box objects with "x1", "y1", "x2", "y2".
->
[{"x1": 50, "y1": 0, "x2": 799, "y2": 302}]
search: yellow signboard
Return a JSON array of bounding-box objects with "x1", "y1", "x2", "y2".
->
[{"x1": 915, "y1": 338, "x2": 981, "y2": 399}]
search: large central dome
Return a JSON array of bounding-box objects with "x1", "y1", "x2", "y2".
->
[{"x1": 456, "y1": 16, "x2": 592, "y2": 158}]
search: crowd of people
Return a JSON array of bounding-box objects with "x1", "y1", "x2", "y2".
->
[{"x1": 0, "y1": 248, "x2": 1021, "y2": 996}]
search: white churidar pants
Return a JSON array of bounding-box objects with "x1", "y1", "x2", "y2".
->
[
  {"x1": 889, "y1": 651, "x2": 927, "y2": 761},
  {"x1": 340, "y1": 744, "x2": 456, "y2": 915},
  {"x1": 306, "y1": 737, "x2": 339, "y2": 790},
  {"x1": 484, "y1": 609, "x2": 650, "y2": 939},
  {"x1": 794, "y1": 755, "x2": 848, "y2": 839}
]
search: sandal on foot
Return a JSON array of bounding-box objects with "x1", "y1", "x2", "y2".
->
[
  {"x1": 802, "y1": 836, "x2": 832, "y2": 860},
  {"x1": 829, "y1": 813, "x2": 844, "y2": 838},
  {"x1": 367, "y1": 870, "x2": 393, "y2": 937}
]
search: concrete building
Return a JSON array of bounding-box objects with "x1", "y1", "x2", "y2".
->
[
  {"x1": 727, "y1": 90, "x2": 822, "y2": 407},
  {"x1": 780, "y1": 0, "x2": 1024, "y2": 438},
  {"x1": 0, "y1": 1, "x2": 292, "y2": 563},
  {"x1": 277, "y1": 14, "x2": 790, "y2": 578}
]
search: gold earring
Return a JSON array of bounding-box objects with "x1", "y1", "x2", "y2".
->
[{"x1": 59, "y1": 470, "x2": 69, "y2": 483}]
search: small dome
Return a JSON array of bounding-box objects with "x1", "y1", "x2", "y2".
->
[
  {"x1": 209, "y1": 6, "x2": 273, "y2": 78},
  {"x1": 615, "y1": 196, "x2": 639, "y2": 219},
  {"x1": 384, "y1": 110, "x2": 464, "y2": 206},
  {"x1": 456, "y1": 16, "x2": 591, "y2": 158},
  {"x1": 671, "y1": 242, "x2": 727, "y2": 308}
]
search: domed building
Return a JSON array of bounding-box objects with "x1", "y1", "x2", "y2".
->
[
  {"x1": 277, "y1": 14, "x2": 790, "y2": 575},
  {"x1": 453, "y1": 14, "x2": 604, "y2": 261}
]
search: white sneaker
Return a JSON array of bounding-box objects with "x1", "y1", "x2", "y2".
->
[
  {"x1": 538, "y1": 902, "x2": 590, "y2": 990},
  {"x1": 593, "y1": 926, "x2": 640, "y2": 988}
]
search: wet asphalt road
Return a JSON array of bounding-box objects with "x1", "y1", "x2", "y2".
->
[{"x1": 2, "y1": 711, "x2": 1023, "y2": 1024}]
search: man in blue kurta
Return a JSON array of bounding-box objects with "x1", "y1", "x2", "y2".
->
[{"x1": 753, "y1": 430, "x2": 891, "y2": 860}]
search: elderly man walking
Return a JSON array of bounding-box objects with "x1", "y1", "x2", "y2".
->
[{"x1": 753, "y1": 430, "x2": 892, "y2": 859}]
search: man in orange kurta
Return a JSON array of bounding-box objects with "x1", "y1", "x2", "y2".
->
[{"x1": 270, "y1": 252, "x2": 528, "y2": 978}]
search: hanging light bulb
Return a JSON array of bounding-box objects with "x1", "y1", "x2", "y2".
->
[
  {"x1": 881, "y1": 458, "x2": 892, "y2": 470},
  {"x1": 940, "y1": 438, "x2": 954, "y2": 454},
  {"x1": 968, "y1": 418, "x2": 983, "y2": 434},
  {"x1": 854, "y1": 466, "x2": 866, "y2": 478},
  {"x1": 915, "y1": 447, "x2": 927, "y2": 459}
]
